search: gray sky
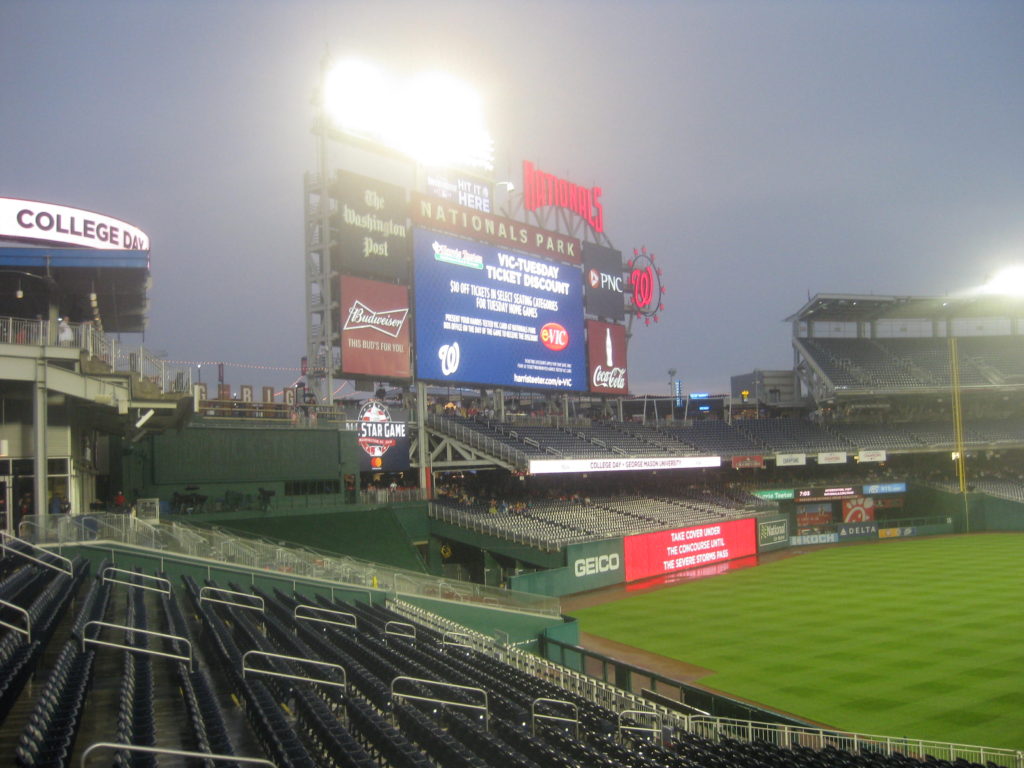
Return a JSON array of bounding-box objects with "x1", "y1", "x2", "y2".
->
[{"x1": 2, "y1": 0, "x2": 1022, "y2": 396}]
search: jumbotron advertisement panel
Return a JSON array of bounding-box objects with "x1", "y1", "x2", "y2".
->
[
  {"x1": 413, "y1": 228, "x2": 587, "y2": 390},
  {"x1": 623, "y1": 517, "x2": 757, "y2": 582}
]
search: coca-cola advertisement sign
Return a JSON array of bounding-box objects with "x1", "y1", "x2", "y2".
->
[
  {"x1": 339, "y1": 276, "x2": 411, "y2": 379},
  {"x1": 586, "y1": 320, "x2": 628, "y2": 394}
]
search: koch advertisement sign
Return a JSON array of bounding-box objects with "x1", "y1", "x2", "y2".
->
[
  {"x1": 413, "y1": 228, "x2": 586, "y2": 391},
  {"x1": 339, "y1": 276, "x2": 411, "y2": 379},
  {"x1": 331, "y1": 170, "x2": 410, "y2": 280},
  {"x1": 586, "y1": 320, "x2": 628, "y2": 394},
  {"x1": 581, "y1": 242, "x2": 624, "y2": 321}
]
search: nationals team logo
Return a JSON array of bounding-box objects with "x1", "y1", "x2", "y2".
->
[{"x1": 356, "y1": 400, "x2": 408, "y2": 469}]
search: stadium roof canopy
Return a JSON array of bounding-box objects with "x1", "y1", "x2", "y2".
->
[
  {"x1": 786, "y1": 293, "x2": 1024, "y2": 324},
  {"x1": 0, "y1": 245, "x2": 149, "y2": 332}
]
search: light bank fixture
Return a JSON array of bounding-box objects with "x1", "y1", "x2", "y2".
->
[{"x1": 323, "y1": 59, "x2": 494, "y2": 172}]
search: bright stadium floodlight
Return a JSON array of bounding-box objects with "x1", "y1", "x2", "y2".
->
[
  {"x1": 323, "y1": 59, "x2": 395, "y2": 137},
  {"x1": 322, "y1": 59, "x2": 494, "y2": 171},
  {"x1": 977, "y1": 264, "x2": 1024, "y2": 296}
]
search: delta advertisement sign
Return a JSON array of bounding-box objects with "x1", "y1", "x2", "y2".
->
[
  {"x1": 623, "y1": 518, "x2": 757, "y2": 582},
  {"x1": 0, "y1": 197, "x2": 150, "y2": 250},
  {"x1": 413, "y1": 228, "x2": 587, "y2": 391}
]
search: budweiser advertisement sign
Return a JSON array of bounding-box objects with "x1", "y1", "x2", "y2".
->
[
  {"x1": 339, "y1": 275, "x2": 411, "y2": 379},
  {"x1": 586, "y1": 320, "x2": 628, "y2": 394}
]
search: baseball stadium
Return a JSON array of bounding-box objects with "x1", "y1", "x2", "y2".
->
[{"x1": 0, "y1": 58, "x2": 1021, "y2": 767}]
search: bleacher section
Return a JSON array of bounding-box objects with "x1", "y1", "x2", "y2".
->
[
  {"x1": 433, "y1": 413, "x2": 1024, "y2": 464},
  {"x1": 800, "y1": 336, "x2": 1024, "y2": 391},
  {"x1": 432, "y1": 490, "x2": 757, "y2": 551},
  {"x1": 0, "y1": 533, "x2": 1013, "y2": 768}
]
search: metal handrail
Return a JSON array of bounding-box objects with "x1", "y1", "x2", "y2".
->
[
  {"x1": 0, "y1": 597, "x2": 31, "y2": 641},
  {"x1": 199, "y1": 586, "x2": 265, "y2": 612},
  {"x1": 0, "y1": 532, "x2": 73, "y2": 578},
  {"x1": 618, "y1": 709, "x2": 662, "y2": 742},
  {"x1": 81, "y1": 620, "x2": 193, "y2": 670},
  {"x1": 384, "y1": 620, "x2": 417, "y2": 642},
  {"x1": 391, "y1": 675, "x2": 489, "y2": 731},
  {"x1": 101, "y1": 567, "x2": 171, "y2": 596},
  {"x1": 241, "y1": 649, "x2": 347, "y2": 694},
  {"x1": 441, "y1": 630, "x2": 473, "y2": 649},
  {"x1": 293, "y1": 603, "x2": 357, "y2": 630},
  {"x1": 531, "y1": 697, "x2": 579, "y2": 738},
  {"x1": 80, "y1": 742, "x2": 276, "y2": 767}
]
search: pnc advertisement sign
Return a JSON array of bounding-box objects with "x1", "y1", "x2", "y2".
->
[
  {"x1": 413, "y1": 229, "x2": 586, "y2": 391},
  {"x1": 331, "y1": 170, "x2": 410, "y2": 281},
  {"x1": 586, "y1": 320, "x2": 628, "y2": 394},
  {"x1": 623, "y1": 518, "x2": 757, "y2": 583},
  {"x1": 339, "y1": 276, "x2": 411, "y2": 379},
  {"x1": 581, "y1": 242, "x2": 625, "y2": 321}
]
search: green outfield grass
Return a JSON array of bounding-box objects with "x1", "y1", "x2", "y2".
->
[{"x1": 571, "y1": 534, "x2": 1024, "y2": 750}]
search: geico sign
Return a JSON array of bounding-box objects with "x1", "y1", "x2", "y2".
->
[{"x1": 574, "y1": 554, "x2": 620, "y2": 577}]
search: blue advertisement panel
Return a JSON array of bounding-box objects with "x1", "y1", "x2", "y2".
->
[{"x1": 413, "y1": 228, "x2": 587, "y2": 390}]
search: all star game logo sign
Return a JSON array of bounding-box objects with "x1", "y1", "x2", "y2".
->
[{"x1": 355, "y1": 400, "x2": 410, "y2": 472}]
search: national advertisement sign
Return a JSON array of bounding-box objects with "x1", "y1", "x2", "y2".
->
[
  {"x1": 758, "y1": 516, "x2": 790, "y2": 552},
  {"x1": 413, "y1": 228, "x2": 587, "y2": 391}
]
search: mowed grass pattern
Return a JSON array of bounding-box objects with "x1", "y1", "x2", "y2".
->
[{"x1": 572, "y1": 534, "x2": 1024, "y2": 750}]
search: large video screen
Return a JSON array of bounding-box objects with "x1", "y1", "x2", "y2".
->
[
  {"x1": 623, "y1": 518, "x2": 757, "y2": 582},
  {"x1": 413, "y1": 228, "x2": 587, "y2": 390}
]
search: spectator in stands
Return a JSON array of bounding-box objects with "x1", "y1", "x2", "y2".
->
[
  {"x1": 113, "y1": 490, "x2": 127, "y2": 513},
  {"x1": 58, "y1": 316, "x2": 73, "y2": 345}
]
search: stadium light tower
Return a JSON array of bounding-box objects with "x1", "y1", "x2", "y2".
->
[{"x1": 306, "y1": 58, "x2": 495, "y2": 406}]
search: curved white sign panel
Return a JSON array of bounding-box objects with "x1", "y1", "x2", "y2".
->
[{"x1": 0, "y1": 197, "x2": 149, "y2": 250}]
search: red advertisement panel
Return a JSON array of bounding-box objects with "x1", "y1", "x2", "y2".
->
[
  {"x1": 586, "y1": 321, "x2": 628, "y2": 394},
  {"x1": 339, "y1": 276, "x2": 411, "y2": 378},
  {"x1": 623, "y1": 518, "x2": 757, "y2": 583},
  {"x1": 842, "y1": 496, "x2": 876, "y2": 522}
]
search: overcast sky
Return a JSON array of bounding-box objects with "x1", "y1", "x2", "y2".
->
[{"x1": 2, "y1": 0, "x2": 1022, "y2": 396}]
